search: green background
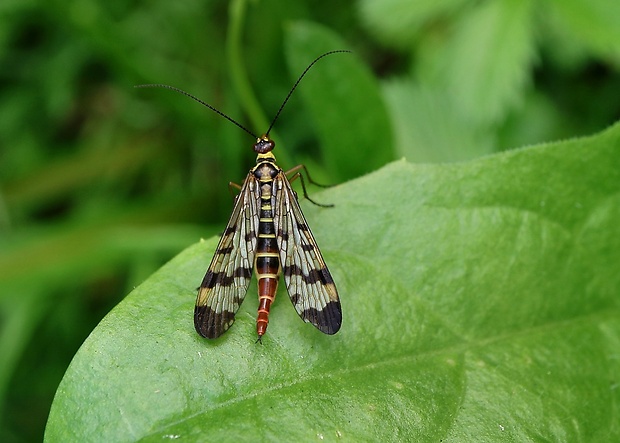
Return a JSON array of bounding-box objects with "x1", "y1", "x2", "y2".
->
[{"x1": 1, "y1": 0, "x2": 620, "y2": 441}]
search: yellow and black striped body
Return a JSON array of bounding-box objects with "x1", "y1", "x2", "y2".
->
[
  {"x1": 194, "y1": 135, "x2": 341, "y2": 341},
  {"x1": 253, "y1": 155, "x2": 281, "y2": 339}
]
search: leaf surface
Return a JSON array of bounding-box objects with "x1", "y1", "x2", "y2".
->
[{"x1": 45, "y1": 123, "x2": 620, "y2": 442}]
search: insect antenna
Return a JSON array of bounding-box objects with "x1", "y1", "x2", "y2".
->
[
  {"x1": 264, "y1": 49, "x2": 351, "y2": 136},
  {"x1": 136, "y1": 50, "x2": 350, "y2": 140},
  {"x1": 134, "y1": 83, "x2": 258, "y2": 139}
]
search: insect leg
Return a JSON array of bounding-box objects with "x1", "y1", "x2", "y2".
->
[
  {"x1": 285, "y1": 164, "x2": 333, "y2": 188},
  {"x1": 286, "y1": 167, "x2": 334, "y2": 208},
  {"x1": 228, "y1": 181, "x2": 242, "y2": 199}
]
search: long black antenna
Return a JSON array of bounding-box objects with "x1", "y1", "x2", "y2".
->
[
  {"x1": 265, "y1": 49, "x2": 351, "y2": 136},
  {"x1": 136, "y1": 49, "x2": 351, "y2": 138},
  {"x1": 134, "y1": 83, "x2": 258, "y2": 138}
]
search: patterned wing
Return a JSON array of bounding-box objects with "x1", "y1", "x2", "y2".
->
[
  {"x1": 273, "y1": 173, "x2": 342, "y2": 334},
  {"x1": 194, "y1": 174, "x2": 260, "y2": 338}
]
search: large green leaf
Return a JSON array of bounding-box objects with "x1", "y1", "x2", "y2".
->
[{"x1": 45, "y1": 122, "x2": 620, "y2": 441}]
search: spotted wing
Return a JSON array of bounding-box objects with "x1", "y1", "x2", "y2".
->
[
  {"x1": 273, "y1": 173, "x2": 342, "y2": 334},
  {"x1": 194, "y1": 174, "x2": 260, "y2": 338}
]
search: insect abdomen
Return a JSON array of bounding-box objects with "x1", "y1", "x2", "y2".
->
[{"x1": 254, "y1": 168, "x2": 281, "y2": 339}]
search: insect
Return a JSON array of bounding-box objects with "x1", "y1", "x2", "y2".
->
[{"x1": 139, "y1": 51, "x2": 345, "y2": 341}]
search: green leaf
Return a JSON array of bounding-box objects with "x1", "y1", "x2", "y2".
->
[
  {"x1": 283, "y1": 21, "x2": 395, "y2": 179},
  {"x1": 382, "y1": 78, "x2": 494, "y2": 162},
  {"x1": 45, "y1": 122, "x2": 620, "y2": 441},
  {"x1": 544, "y1": 0, "x2": 620, "y2": 61},
  {"x1": 358, "y1": 0, "x2": 468, "y2": 48},
  {"x1": 438, "y1": 0, "x2": 536, "y2": 125}
]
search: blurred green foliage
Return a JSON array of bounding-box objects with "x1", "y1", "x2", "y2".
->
[{"x1": 0, "y1": 0, "x2": 619, "y2": 441}]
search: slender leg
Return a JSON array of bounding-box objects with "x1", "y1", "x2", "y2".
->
[
  {"x1": 286, "y1": 165, "x2": 334, "y2": 208},
  {"x1": 228, "y1": 181, "x2": 242, "y2": 199},
  {"x1": 285, "y1": 164, "x2": 333, "y2": 188}
]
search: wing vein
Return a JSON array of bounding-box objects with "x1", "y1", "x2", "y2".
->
[
  {"x1": 273, "y1": 173, "x2": 342, "y2": 335},
  {"x1": 194, "y1": 174, "x2": 260, "y2": 338}
]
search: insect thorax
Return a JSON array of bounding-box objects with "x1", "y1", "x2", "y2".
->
[{"x1": 253, "y1": 155, "x2": 280, "y2": 182}]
